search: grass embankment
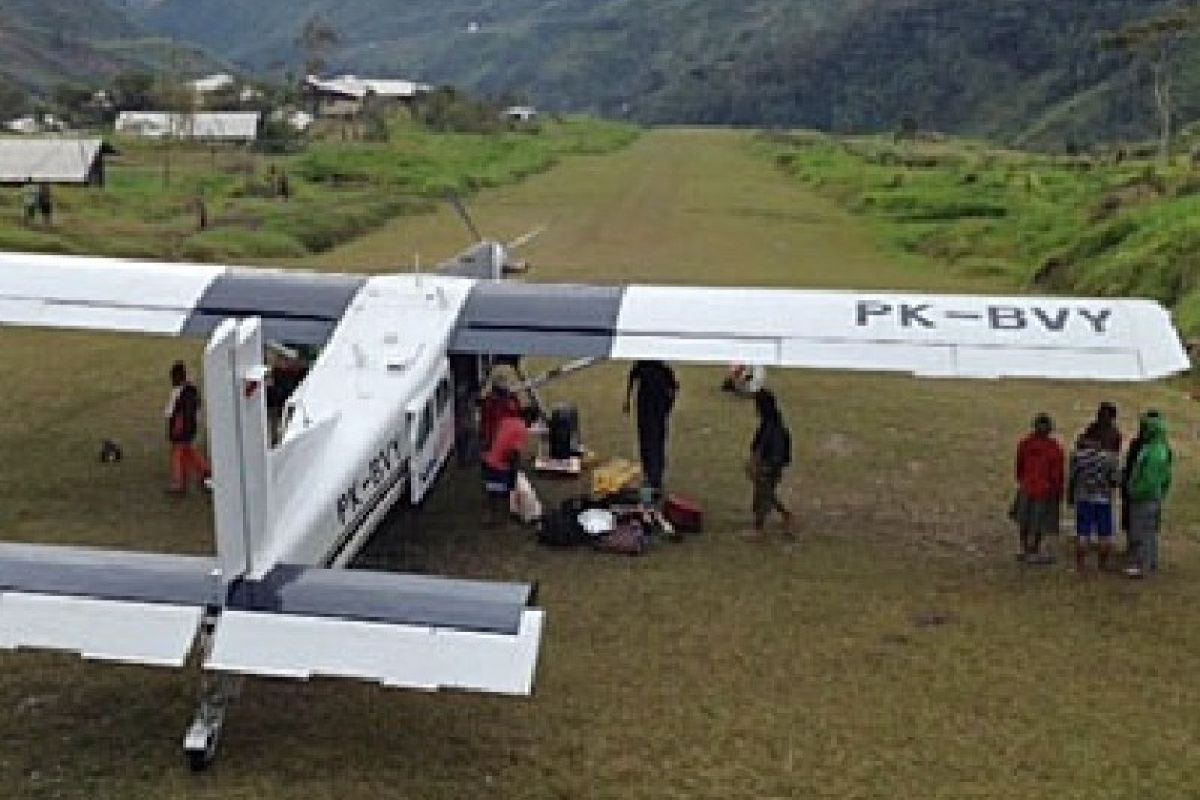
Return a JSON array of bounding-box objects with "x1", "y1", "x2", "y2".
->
[
  {"x1": 758, "y1": 132, "x2": 1200, "y2": 334},
  {"x1": 0, "y1": 117, "x2": 638, "y2": 263}
]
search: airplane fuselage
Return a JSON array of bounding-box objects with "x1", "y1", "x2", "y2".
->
[{"x1": 259, "y1": 274, "x2": 477, "y2": 573}]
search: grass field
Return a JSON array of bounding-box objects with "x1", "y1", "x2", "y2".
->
[
  {"x1": 0, "y1": 117, "x2": 637, "y2": 263},
  {"x1": 1, "y1": 129, "x2": 1199, "y2": 799}
]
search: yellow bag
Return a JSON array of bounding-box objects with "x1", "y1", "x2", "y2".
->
[{"x1": 591, "y1": 458, "x2": 643, "y2": 498}]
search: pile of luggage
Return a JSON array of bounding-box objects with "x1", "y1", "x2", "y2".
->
[{"x1": 537, "y1": 491, "x2": 704, "y2": 556}]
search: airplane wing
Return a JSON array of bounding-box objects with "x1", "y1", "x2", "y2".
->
[
  {"x1": 0, "y1": 252, "x2": 365, "y2": 344},
  {"x1": 0, "y1": 544, "x2": 543, "y2": 693},
  {"x1": 449, "y1": 282, "x2": 1190, "y2": 381},
  {"x1": 1, "y1": 252, "x2": 1187, "y2": 380}
]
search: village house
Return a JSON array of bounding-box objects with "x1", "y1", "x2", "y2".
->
[{"x1": 303, "y1": 75, "x2": 431, "y2": 118}]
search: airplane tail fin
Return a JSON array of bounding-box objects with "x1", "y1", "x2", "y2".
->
[{"x1": 205, "y1": 318, "x2": 273, "y2": 583}]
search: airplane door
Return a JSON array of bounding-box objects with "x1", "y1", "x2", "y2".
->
[{"x1": 407, "y1": 360, "x2": 455, "y2": 503}]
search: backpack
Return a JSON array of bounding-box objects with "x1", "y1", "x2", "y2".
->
[{"x1": 537, "y1": 508, "x2": 589, "y2": 548}]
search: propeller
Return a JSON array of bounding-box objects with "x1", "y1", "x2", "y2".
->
[{"x1": 445, "y1": 191, "x2": 483, "y2": 243}]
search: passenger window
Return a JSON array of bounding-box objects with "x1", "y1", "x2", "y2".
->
[{"x1": 417, "y1": 403, "x2": 434, "y2": 450}]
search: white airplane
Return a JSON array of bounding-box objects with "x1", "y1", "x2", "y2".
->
[{"x1": 0, "y1": 237, "x2": 1189, "y2": 769}]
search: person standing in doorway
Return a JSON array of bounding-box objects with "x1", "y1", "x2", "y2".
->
[
  {"x1": 165, "y1": 361, "x2": 211, "y2": 496},
  {"x1": 624, "y1": 360, "x2": 678, "y2": 497}
]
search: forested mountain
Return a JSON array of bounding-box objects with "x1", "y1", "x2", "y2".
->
[
  {"x1": 6, "y1": 0, "x2": 1198, "y2": 146},
  {"x1": 0, "y1": 0, "x2": 217, "y2": 94},
  {"x1": 125, "y1": 0, "x2": 1191, "y2": 146}
]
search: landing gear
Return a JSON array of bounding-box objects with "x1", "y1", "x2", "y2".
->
[{"x1": 182, "y1": 617, "x2": 242, "y2": 771}]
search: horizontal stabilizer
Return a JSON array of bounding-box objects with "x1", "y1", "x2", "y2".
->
[
  {"x1": 206, "y1": 608, "x2": 545, "y2": 694},
  {"x1": 0, "y1": 543, "x2": 219, "y2": 606},
  {"x1": 0, "y1": 592, "x2": 204, "y2": 667},
  {"x1": 230, "y1": 565, "x2": 535, "y2": 635}
]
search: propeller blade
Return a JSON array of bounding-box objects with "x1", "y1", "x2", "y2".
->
[
  {"x1": 445, "y1": 191, "x2": 483, "y2": 243},
  {"x1": 506, "y1": 226, "x2": 547, "y2": 251}
]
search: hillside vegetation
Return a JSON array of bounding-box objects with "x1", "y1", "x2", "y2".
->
[
  {"x1": 130, "y1": 0, "x2": 1188, "y2": 146},
  {"x1": 759, "y1": 131, "x2": 1200, "y2": 333},
  {"x1": 0, "y1": 117, "x2": 636, "y2": 262},
  {"x1": 0, "y1": 0, "x2": 218, "y2": 94}
]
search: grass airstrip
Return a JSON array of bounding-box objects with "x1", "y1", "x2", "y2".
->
[{"x1": 1, "y1": 129, "x2": 1199, "y2": 799}]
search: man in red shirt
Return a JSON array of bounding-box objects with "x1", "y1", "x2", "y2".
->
[
  {"x1": 1014, "y1": 413, "x2": 1065, "y2": 562},
  {"x1": 481, "y1": 406, "x2": 539, "y2": 525}
]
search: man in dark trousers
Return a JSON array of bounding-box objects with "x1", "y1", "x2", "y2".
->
[
  {"x1": 623, "y1": 360, "x2": 678, "y2": 496},
  {"x1": 165, "y1": 361, "x2": 211, "y2": 495}
]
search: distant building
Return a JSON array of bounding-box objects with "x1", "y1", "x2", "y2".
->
[
  {"x1": 0, "y1": 138, "x2": 105, "y2": 186},
  {"x1": 270, "y1": 108, "x2": 314, "y2": 132},
  {"x1": 303, "y1": 74, "x2": 432, "y2": 118},
  {"x1": 4, "y1": 115, "x2": 66, "y2": 135},
  {"x1": 286, "y1": 110, "x2": 314, "y2": 132},
  {"x1": 505, "y1": 106, "x2": 538, "y2": 123},
  {"x1": 115, "y1": 111, "x2": 261, "y2": 142},
  {"x1": 189, "y1": 73, "x2": 237, "y2": 94}
]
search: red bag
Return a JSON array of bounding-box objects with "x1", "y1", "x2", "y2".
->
[{"x1": 664, "y1": 495, "x2": 704, "y2": 534}]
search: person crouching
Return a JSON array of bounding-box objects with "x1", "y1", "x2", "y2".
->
[
  {"x1": 165, "y1": 361, "x2": 211, "y2": 496},
  {"x1": 481, "y1": 405, "x2": 539, "y2": 526},
  {"x1": 1068, "y1": 434, "x2": 1118, "y2": 573}
]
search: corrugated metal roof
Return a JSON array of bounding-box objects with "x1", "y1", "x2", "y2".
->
[
  {"x1": 115, "y1": 112, "x2": 260, "y2": 141},
  {"x1": 305, "y1": 75, "x2": 431, "y2": 100},
  {"x1": 0, "y1": 138, "x2": 102, "y2": 183},
  {"x1": 190, "y1": 73, "x2": 236, "y2": 93}
]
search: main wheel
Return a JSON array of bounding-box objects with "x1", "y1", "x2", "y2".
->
[{"x1": 185, "y1": 730, "x2": 219, "y2": 772}]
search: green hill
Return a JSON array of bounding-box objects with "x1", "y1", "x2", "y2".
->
[
  {"x1": 128, "y1": 0, "x2": 1187, "y2": 146},
  {"x1": 0, "y1": 0, "x2": 221, "y2": 95}
]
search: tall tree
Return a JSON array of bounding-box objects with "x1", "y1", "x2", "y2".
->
[
  {"x1": 297, "y1": 14, "x2": 340, "y2": 77},
  {"x1": 1103, "y1": 6, "x2": 1200, "y2": 161}
]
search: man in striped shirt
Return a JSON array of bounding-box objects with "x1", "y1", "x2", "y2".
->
[{"x1": 1068, "y1": 434, "x2": 1119, "y2": 573}]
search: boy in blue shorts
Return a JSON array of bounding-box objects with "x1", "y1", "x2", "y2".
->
[{"x1": 1068, "y1": 434, "x2": 1119, "y2": 573}]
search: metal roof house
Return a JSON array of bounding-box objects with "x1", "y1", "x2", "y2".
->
[
  {"x1": 0, "y1": 138, "x2": 105, "y2": 186},
  {"x1": 189, "y1": 73, "x2": 237, "y2": 94},
  {"x1": 303, "y1": 75, "x2": 431, "y2": 117},
  {"x1": 505, "y1": 106, "x2": 539, "y2": 123},
  {"x1": 115, "y1": 112, "x2": 261, "y2": 142}
]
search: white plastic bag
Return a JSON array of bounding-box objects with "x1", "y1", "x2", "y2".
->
[{"x1": 510, "y1": 471, "x2": 543, "y2": 524}]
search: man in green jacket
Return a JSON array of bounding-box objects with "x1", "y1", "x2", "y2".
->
[{"x1": 1125, "y1": 413, "x2": 1172, "y2": 578}]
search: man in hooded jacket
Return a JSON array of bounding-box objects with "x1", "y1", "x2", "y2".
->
[{"x1": 1125, "y1": 413, "x2": 1172, "y2": 578}]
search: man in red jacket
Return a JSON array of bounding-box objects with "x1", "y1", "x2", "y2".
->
[{"x1": 1014, "y1": 413, "x2": 1065, "y2": 563}]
